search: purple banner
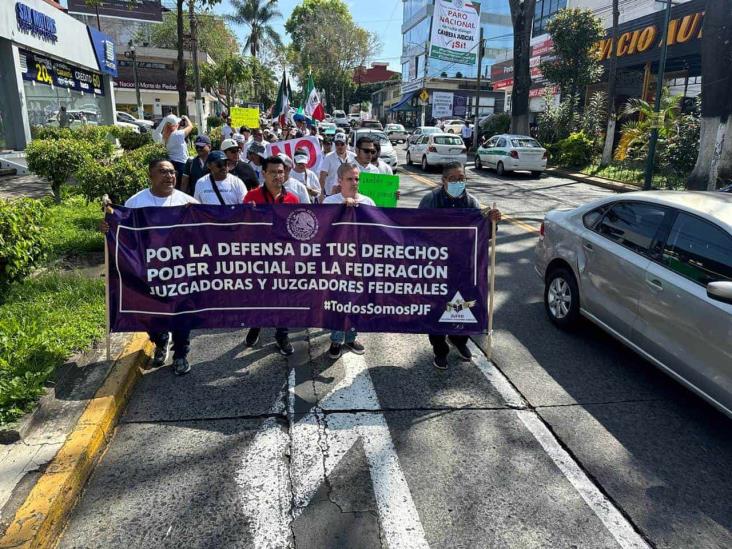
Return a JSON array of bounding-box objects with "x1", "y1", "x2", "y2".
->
[{"x1": 107, "y1": 204, "x2": 489, "y2": 335}]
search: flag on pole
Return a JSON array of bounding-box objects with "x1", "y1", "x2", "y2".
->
[
  {"x1": 274, "y1": 70, "x2": 291, "y2": 126},
  {"x1": 304, "y1": 74, "x2": 325, "y2": 121}
]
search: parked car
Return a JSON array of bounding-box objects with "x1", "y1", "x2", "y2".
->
[
  {"x1": 440, "y1": 119, "x2": 469, "y2": 134},
  {"x1": 536, "y1": 191, "x2": 732, "y2": 418},
  {"x1": 318, "y1": 122, "x2": 338, "y2": 136},
  {"x1": 407, "y1": 126, "x2": 441, "y2": 146},
  {"x1": 385, "y1": 123, "x2": 409, "y2": 144},
  {"x1": 405, "y1": 132, "x2": 467, "y2": 171},
  {"x1": 360, "y1": 119, "x2": 383, "y2": 130},
  {"x1": 348, "y1": 113, "x2": 361, "y2": 123},
  {"x1": 349, "y1": 129, "x2": 398, "y2": 171},
  {"x1": 475, "y1": 134, "x2": 547, "y2": 176},
  {"x1": 116, "y1": 111, "x2": 153, "y2": 132},
  {"x1": 333, "y1": 110, "x2": 349, "y2": 127},
  {"x1": 46, "y1": 110, "x2": 139, "y2": 133}
]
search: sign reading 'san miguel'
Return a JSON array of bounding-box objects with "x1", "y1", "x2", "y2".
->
[{"x1": 595, "y1": 0, "x2": 703, "y2": 68}]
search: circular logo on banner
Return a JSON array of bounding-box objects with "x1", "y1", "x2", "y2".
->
[{"x1": 286, "y1": 209, "x2": 319, "y2": 241}]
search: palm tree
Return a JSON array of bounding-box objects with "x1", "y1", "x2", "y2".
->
[
  {"x1": 227, "y1": 0, "x2": 283, "y2": 58},
  {"x1": 614, "y1": 89, "x2": 681, "y2": 161}
]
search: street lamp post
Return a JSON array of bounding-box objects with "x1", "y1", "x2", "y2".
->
[
  {"x1": 189, "y1": 1, "x2": 205, "y2": 132},
  {"x1": 643, "y1": 0, "x2": 673, "y2": 190},
  {"x1": 125, "y1": 41, "x2": 144, "y2": 120},
  {"x1": 473, "y1": 27, "x2": 485, "y2": 151}
]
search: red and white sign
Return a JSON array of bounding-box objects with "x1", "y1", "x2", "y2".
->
[
  {"x1": 529, "y1": 86, "x2": 558, "y2": 98},
  {"x1": 531, "y1": 38, "x2": 554, "y2": 57},
  {"x1": 492, "y1": 78, "x2": 513, "y2": 90},
  {"x1": 266, "y1": 136, "x2": 322, "y2": 171}
]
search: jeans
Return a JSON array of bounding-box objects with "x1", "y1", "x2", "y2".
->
[
  {"x1": 248, "y1": 327, "x2": 289, "y2": 341},
  {"x1": 428, "y1": 334, "x2": 468, "y2": 358},
  {"x1": 331, "y1": 328, "x2": 357, "y2": 344},
  {"x1": 171, "y1": 160, "x2": 186, "y2": 189},
  {"x1": 148, "y1": 331, "x2": 190, "y2": 360}
]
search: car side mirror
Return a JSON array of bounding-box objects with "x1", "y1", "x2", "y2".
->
[{"x1": 707, "y1": 281, "x2": 732, "y2": 305}]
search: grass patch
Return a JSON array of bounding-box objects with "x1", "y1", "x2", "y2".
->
[
  {"x1": 0, "y1": 271, "x2": 105, "y2": 425},
  {"x1": 570, "y1": 162, "x2": 685, "y2": 190},
  {"x1": 41, "y1": 195, "x2": 104, "y2": 262}
]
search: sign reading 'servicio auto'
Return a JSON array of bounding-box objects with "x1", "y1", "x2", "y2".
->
[{"x1": 429, "y1": 0, "x2": 482, "y2": 66}]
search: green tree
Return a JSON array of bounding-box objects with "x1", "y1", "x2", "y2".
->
[
  {"x1": 227, "y1": 0, "x2": 283, "y2": 58},
  {"x1": 540, "y1": 8, "x2": 604, "y2": 118},
  {"x1": 200, "y1": 54, "x2": 249, "y2": 111}
]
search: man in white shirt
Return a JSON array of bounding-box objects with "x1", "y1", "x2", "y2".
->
[
  {"x1": 371, "y1": 140, "x2": 394, "y2": 175},
  {"x1": 460, "y1": 120, "x2": 473, "y2": 148},
  {"x1": 193, "y1": 151, "x2": 248, "y2": 205},
  {"x1": 279, "y1": 154, "x2": 311, "y2": 204},
  {"x1": 319, "y1": 132, "x2": 356, "y2": 196},
  {"x1": 291, "y1": 150, "x2": 322, "y2": 203},
  {"x1": 353, "y1": 136, "x2": 381, "y2": 175},
  {"x1": 108, "y1": 159, "x2": 198, "y2": 376},
  {"x1": 222, "y1": 116, "x2": 234, "y2": 139},
  {"x1": 323, "y1": 162, "x2": 373, "y2": 359}
]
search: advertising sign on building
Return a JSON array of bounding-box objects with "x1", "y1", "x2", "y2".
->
[
  {"x1": 432, "y1": 91, "x2": 454, "y2": 119},
  {"x1": 19, "y1": 48, "x2": 104, "y2": 95},
  {"x1": 429, "y1": 0, "x2": 482, "y2": 66},
  {"x1": 66, "y1": 0, "x2": 163, "y2": 23}
]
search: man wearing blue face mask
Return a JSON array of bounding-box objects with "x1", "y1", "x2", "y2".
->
[{"x1": 418, "y1": 161, "x2": 501, "y2": 370}]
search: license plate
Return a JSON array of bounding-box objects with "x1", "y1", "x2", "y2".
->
[{"x1": 450, "y1": 148, "x2": 462, "y2": 153}]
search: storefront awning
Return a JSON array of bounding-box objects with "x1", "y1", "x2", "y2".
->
[{"x1": 388, "y1": 91, "x2": 417, "y2": 112}]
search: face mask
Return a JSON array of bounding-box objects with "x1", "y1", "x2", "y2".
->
[{"x1": 446, "y1": 180, "x2": 466, "y2": 197}]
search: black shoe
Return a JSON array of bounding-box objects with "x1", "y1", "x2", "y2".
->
[
  {"x1": 245, "y1": 328, "x2": 260, "y2": 347},
  {"x1": 328, "y1": 343, "x2": 342, "y2": 359},
  {"x1": 276, "y1": 337, "x2": 294, "y2": 356},
  {"x1": 448, "y1": 337, "x2": 473, "y2": 361},
  {"x1": 433, "y1": 355, "x2": 448, "y2": 370},
  {"x1": 152, "y1": 339, "x2": 170, "y2": 367},
  {"x1": 345, "y1": 340, "x2": 365, "y2": 355},
  {"x1": 173, "y1": 358, "x2": 191, "y2": 376}
]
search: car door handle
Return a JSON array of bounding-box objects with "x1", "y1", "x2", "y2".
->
[
  {"x1": 582, "y1": 241, "x2": 594, "y2": 252},
  {"x1": 646, "y1": 278, "x2": 663, "y2": 291}
]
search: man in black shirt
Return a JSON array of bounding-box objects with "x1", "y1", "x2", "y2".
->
[
  {"x1": 181, "y1": 135, "x2": 211, "y2": 195},
  {"x1": 221, "y1": 138, "x2": 260, "y2": 191}
]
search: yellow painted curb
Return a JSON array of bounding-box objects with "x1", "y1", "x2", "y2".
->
[{"x1": 0, "y1": 333, "x2": 152, "y2": 549}]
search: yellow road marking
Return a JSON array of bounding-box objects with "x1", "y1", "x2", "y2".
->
[{"x1": 401, "y1": 168, "x2": 541, "y2": 234}]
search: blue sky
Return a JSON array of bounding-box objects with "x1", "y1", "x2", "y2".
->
[{"x1": 213, "y1": 0, "x2": 404, "y2": 71}]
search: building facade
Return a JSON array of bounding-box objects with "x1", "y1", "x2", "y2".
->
[{"x1": 0, "y1": 0, "x2": 118, "y2": 150}]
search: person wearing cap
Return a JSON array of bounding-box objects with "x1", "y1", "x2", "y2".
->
[
  {"x1": 322, "y1": 162, "x2": 374, "y2": 359},
  {"x1": 221, "y1": 138, "x2": 259, "y2": 190},
  {"x1": 232, "y1": 133, "x2": 248, "y2": 163},
  {"x1": 193, "y1": 151, "x2": 248, "y2": 205},
  {"x1": 222, "y1": 116, "x2": 234, "y2": 140},
  {"x1": 353, "y1": 136, "x2": 380, "y2": 175},
  {"x1": 181, "y1": 135, "x2": 211, "y2": 195},
  {"x1": 319, "y1": 132, "x2": 356, "y2": 196},
  {"x1": 153, "y1": 113, "x2": 194, "y2": 187},
  {"x1": 246, "y1": 141, "x2": 267, "y2": 185},
  {"x1": 279, "y1": 154, "x2": 311, "y2": 204},
  {"x1": 242, "y1": 155, "x2": 298, "y2": 356},
  {"x1": 370, "y1": 140, "x2": 394, "y2": 175},
  {"x1": 290, "y1": 149, "x2": 322, "y2": 203}
]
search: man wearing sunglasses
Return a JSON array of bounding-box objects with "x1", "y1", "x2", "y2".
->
[
  {"x1": 180, "y1": 135, "x2": 211, "y2": 196},
  {"x1": 353, "y1": 136, "x2": 381, "y2": 175},
  {"x1": 221, "y1": 138, "x2": 260, "y2": 191},
  {"x1": 319, "y1": 132, "x2": 356, "y2": 197}
]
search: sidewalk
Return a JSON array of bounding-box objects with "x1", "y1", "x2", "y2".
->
[{"x1": 0, "y1": 174, "x2": 52, "y2": 200}]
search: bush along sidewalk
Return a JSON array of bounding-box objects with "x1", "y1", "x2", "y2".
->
[{"x1": 0, "y1": 126, "x2": 170, "y2": 426}]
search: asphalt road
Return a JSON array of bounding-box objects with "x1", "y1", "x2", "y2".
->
[{"x1": 59, "y1": 152, "x2": 732, "y2": 549}]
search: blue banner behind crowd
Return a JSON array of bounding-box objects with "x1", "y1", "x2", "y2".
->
[{"x1": 106, "y1": 204, "x2": 489, "y2": 334}]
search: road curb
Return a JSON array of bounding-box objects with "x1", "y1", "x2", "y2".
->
[
  {"x1": 545, "y1": 167, "x2": 639, "y2": 193},
  {"x1": 0, "y1": 333, "x2": 152, "y2": 549}
]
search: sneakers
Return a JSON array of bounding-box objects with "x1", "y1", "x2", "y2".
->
[
  {"x1": 173, "y1": 358, "x2": 191, "y2": 376},
  {"x1": 276, "y1": 337, "x2": 294, "y2": 356},
  {"x1": 345, "y1": 340, "x2": 365, "y2": 355},
  {"x1": 433, "y1": 355, "x2": 448, "y2": 370},
  {"x1": 245, "y1": 328, "x2": 260, "y2": 347},
  {"x1": 328, "y1": 343, "x2": 342, "y2": 359},
  {"x1": 448, "y1": 337, "x2": 473, "y2": 361},
  {"x1": 151, "y1": 339, "x2": 170, "y2": 368}
]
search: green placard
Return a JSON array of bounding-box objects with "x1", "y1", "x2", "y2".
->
[{"x1": 358, "y1": 172, "x2": 400, "y2": 207}]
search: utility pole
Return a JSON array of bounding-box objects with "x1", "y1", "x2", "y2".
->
[
  {"x1": 643, "y1": 0, "x2": 673, "y2": 190},
  {"x1": 421, "y1": 42, "x2": 429, "y2": 126},
  {"x1": 126, "y1": 41, "x2": 144, "y2": 120},
  {"x1": 473, "y1": 27, "x2": 484, "y2": 151},
  {"x1": 189, "y1": 0, "x2": 205, "y2": 132}
]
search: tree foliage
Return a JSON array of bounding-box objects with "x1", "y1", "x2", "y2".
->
[
  {"x1": 285, "y1": 0, "x2": 380, "y2": 111},
  {"x1": 540, "y1": 8, "x2": 604, "y2": 116},
  {"x1": 227, "y1": 0, "x2": 283, "y2": 58},
  {"x1": 200, "y1": 54, "x2": 277, "y2": 109}
]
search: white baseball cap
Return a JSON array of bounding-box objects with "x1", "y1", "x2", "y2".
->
[
  {"x1": 334, "y1": 132, "x2": 347, "y2": 143},
  {"x1": 293, "y1": 153, "x2": 309, "y2": 165},
  {"x1": 220, "y1": 138, "x2": 239, "y2": 151}
]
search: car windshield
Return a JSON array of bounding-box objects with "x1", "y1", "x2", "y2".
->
[
  {"x1": 434, "y1": 136, "x2": 464, "y2": 145},
  {"x1": 387, "y1": 125, "x2": 404, "y2": 131},
  {"x1": 423, "y1": 127, "x2": 440, "y2": 134},
  {"x1": 511, "y1": 138, "x2": 541, "y2": 148}
]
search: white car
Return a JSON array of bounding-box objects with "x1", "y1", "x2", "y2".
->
[
  {"x1": 333, "y1": 110, "x2": 349, "y2": 127},
  {"x1": 407, "y1": 126, "x2": 441, "y2": 146},
  {"x1": 475, "y1": 134, "x2": 547, "y2": 176},
  {"x1": 349, "y1": 129, "x2": 398, "y2": 171},
  {"x1": 441, "y1": 119, "x2": 469, "y2": 134},
  {"x1": 406, "y1": 132, "x2": 467, "y2": 171},
  {"x1": 116, "y1": 111, "x2": 154, "y2": 130},
  {"x1": 348, "y1": 113, "x2": 361, "y2": 123},
  {"x1": 385, "y1": 123, "x2": 409, "y2": 144}
]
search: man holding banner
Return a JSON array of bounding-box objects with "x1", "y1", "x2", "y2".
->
[{"x1": 419, "y1": 161, "x2": 501, "y2": 370}]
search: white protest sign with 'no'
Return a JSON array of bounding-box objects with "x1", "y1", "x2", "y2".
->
[{"x1": 266, "y1": 136, "x2": 322, "y2": 171}]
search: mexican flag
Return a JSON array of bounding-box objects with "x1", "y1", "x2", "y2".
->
[
  {"x1": 304, "y1": 74, "x2": 325, "y2": 121},
  {"x1": 274, "y1": 70, "x2": 292, "y2": 126}
]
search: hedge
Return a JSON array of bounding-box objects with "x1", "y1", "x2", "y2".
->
[{"x1": 0, "y1": 198, "x2": 47, "y2": 292}]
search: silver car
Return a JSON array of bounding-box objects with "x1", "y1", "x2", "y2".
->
[{"x1": 535, "y1": 191, "x2": 732, "y2": 417}]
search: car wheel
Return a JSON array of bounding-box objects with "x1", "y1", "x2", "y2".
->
[
  {"x1": 406, "y1": 151, "x2": 412, "y2": 165},
  {"x1": 475, "y1": 155, "x2": 483, "y2": 170},
  {"x1": 531, "y1": 170, "x2": 543, "y2": 178},
  {"x1": 496, "y1": 161, "x2": 505, "y2": 176},
  {"x1": 421, "y1": 156, "x2": 429, "y2": 171},
  {"x1": 544, "y1": 268, "x2": 580, "y2": 329}
]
